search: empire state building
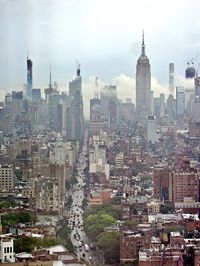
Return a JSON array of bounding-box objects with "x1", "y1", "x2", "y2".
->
[{"x1": 136, "y1": 33, "x2": 151, "y2": 124}]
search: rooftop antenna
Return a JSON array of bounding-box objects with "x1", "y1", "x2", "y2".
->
[
  {"x1": 49, "y1": 65, "x2": 52, "y2": 89},
  {"x1": 94, "y1": 77, "x2": 99, "y2": 98},
  {"x1": 142, "y1": 30, "x2": 145, "y2": 56},
  {"x1": 76, "y1": 60, "x2": 80, "y2": 76}
]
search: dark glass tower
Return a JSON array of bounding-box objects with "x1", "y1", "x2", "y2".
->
[{"x1": 27, "y1": 57, "x2": 33, "y2": 98}]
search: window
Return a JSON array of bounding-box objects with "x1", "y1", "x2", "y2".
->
[
  {"x1": 10, "y1": 247, "x2": 12, "y2": 253},
  {"x1": 7, "y1": 247, "x2": 9, "y2": 253},
  {"x1": 4, "y1": 247, "x2": 6, "y2": 253}
]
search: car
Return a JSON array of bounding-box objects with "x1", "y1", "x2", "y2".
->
[
  {"x1": 84, "y1": 244, "x2": 89, "y2": 251},
  {"x1": 89, "y1": 243, "x2": 96, "y2": 250}
]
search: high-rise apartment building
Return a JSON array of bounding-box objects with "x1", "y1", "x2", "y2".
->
[
  {"x1": 169, "y1": 63, "x2": 174, "y2": 96},
  {"x1": 136, "y1": 32, "x2": 151, "y2": 125},
  {"x1": 0, "y1": 164, "x2": 14, "y2": 193},
  {"x1": 153, "y1": 164, "x2": 170, "y2": 202},
  {"x1": 173, "y1": 160, "x2": 199, "y2": 203},
  {"x1": 27, "y1": 57, "x2": 33, "y2": 99}
]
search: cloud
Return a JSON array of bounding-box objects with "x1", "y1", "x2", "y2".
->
[
  {"x1": 113, "y1": 74, "x2": 135, "y2": 102},
  {"x1": 151, "y1": 77, "x2": 169, "y2": 98},
  {"x1": 82, "y1": 76, "x2": 106, "y2": 119},
  {"x1": 112, "y1": 73, "x2": 170, "y2": 103},
  {"x1": 176, "y1": 75, "x2": 195, "y2": 90},
  {"x1": 81, "y1": 73, "x2": 171, "y2": 118}
]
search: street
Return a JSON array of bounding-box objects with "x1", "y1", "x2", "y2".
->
[{"x1": 67, "y1": 130, "x2": 100, "y2": 265}]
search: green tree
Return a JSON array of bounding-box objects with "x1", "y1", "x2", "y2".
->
[
  {"x1": 2, "y1": 211, "x2": 37, "y2": 226},
  {"x1": 84, "y1": 204, "x2": 120, "y2": 220},
  {"x1": 84, "y1": 213, "x2": 116, "y2": 240},
  {"x1": 123, "y1": 220, "x2": 137, "y2": 229},
  {"x1": 65, "y1": 195, "x2": 73, "y2": 209},
  {"x1": 14, "y1": 237, "x2": 63, "y2": 253},
  {"x1": 57, "y1": 219, "x2": 75, "y2": 253},
  {"x1": 97, "y1": 232, "x2": 120, "y2": 263},
  {"x1": 0, "y1": 198, "x2": 16, "y2": 209},
  {"x1": 160, "y1": 203, "x2": 175, "y2": 214},
  {"x1": 65, "y1": 177, "x2": 78, "y2": 190},
  {"x1": 111, "y1": 195, "x2": 121, "y2": 205},
  {"x1": 165, "y1": 225, "x2": 183, "y2": 234}
]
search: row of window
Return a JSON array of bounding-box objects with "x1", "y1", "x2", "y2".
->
[{"x1": 4, "y1": 246, "x2": 12, "y2": 253}]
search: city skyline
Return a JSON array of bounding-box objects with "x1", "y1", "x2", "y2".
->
[{"x1": 0, "y1": 0, "x2": 199, "y2": 117}]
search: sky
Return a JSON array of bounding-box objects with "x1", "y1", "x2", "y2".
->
[{"x1": 0, "y1": 0, "x2": 199, "y2": 117}]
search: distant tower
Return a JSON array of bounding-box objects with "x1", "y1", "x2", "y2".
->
[
  {"x1": 27, "y1": 56, "x2": 33, "y2": 99},
  {"x1": 136, "y1": 31, "x2": 151, "y2": 125},
  {"x1": 169, "y1": 63, "x2": 174, "y2": 96},
  {"x1": 67, "y1": 63, "x2": 84, "y2": 141}
]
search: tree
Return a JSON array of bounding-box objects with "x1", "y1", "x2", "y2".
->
[
  {"x1": 97, "y1": 232, "x2": 120, "y2": 263},
  {"x1": 14, "y1": 237, "x2": 63, "y2": 253},
  {"x1": 65, "y1": 177, "x2": 78, "y2": 190},
  {"x1": 165, "y1": 225, "x2": 183, "y2": 234},
  {"x1": 123, "y1": 220, "x2": 137, "y2": 229},
  {"x1": 2, "y1": 211, "x2": 37, "y2": 226},
  {"x1": 65, "y1": 195, "x2": 73, "y2": 209},
  {"x1": 160, "y1": 203, "x2": 175, "y2": 214},
  {"x1": 84, "y1": 204, "x2": 120, "y2": 220},
  {"x1": 84, "y1": 213, "x2": 116, "y2": 241},
  {"x1": 0, "y1": 198, "x2": 16, "y2": 209},
  {"x1": 57, "y1": 219, "x2": 75, "y2": 253}
]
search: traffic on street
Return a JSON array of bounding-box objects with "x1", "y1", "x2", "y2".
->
[{"x1": 67, "y1": 130, "x2": 98, "y2": 265}]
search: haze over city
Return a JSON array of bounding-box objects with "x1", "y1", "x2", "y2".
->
[{"x1": 0, "y1": 0, "x2": 199, "y2": 116}]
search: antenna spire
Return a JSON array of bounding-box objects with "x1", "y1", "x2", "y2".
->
[
  {"x1": 142, "y1": 30, "x2": 145, "y2": 56},
  {"x1": 49, "y1": 65, "x2": 52, "y2": 88}
]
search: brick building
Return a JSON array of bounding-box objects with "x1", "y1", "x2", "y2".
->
[
  {"x1": 173, "y1": 166, "x2": 199, "y2": 203},
  {"x1": 153, "y1": 165, "x2": 170, "y2": 202}
]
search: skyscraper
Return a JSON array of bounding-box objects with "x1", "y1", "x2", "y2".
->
[
  {"x1": 136, "y1": 32, "x2": 151, "y2": 125},
  {"x1": 27, "y1": 57, "x2": 33, "y2": 99},
  {"x1": 67, "y1": 64, "x2": 84, "y2": 141},
  {"x1": 169, "y1": 63, "x2": 174, "y2": 96},
  {"x1": 100, "y1": 85, "x2": 118, "y2": 130}
]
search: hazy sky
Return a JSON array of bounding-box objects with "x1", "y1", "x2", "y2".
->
[{"x1": 0, "y1": 0, "x2": 199, "y2": 115}]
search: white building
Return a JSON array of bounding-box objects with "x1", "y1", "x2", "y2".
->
[
  {"x1": 0, "y1": 238, "x2": 15, "y2": 263},
  {"x1": 146, "y1": 116, "x2": 159, "y2": 144}
]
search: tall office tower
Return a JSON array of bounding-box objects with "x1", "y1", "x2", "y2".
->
[
  {"x1": 100, "y1": 85, "x2": 118, "y2": 130},
  {"x1": 153, "y1": 97, "x2": 160, "y2": 119},
  {"x1": 90, "y1": 98, "x2": 101, "y2": 122},
  {"x1": 195, "y1": 77, "x2": 200, "y2": 98},
  {"x1": 68, "y1": 65, "x2": 84, "y2": 141},
  {"x1": 160, "y1": 93, "x2": 165, "y2": 118},
  {"x1": 118, "y1": 98, "x2": 135, "y2": 122},
  {"x1": 192, "y1": 77, "x2": 200, "y2": 122},
  {"x1": 27, "y1": 57, "x2": 33, "y2": 99},
  {"x1": 136, "y1": 32, "x2": 151, "y2": 125},
  {"x1": 169, "y1": 63, "x2": 174, "y2": 96},
  {"x1": 166, "y1": 94, "x2": 176, "y2": 122},
  {"x1": 176, "y1": 86, "x2": 185, "y2": 117}
]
